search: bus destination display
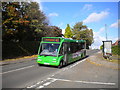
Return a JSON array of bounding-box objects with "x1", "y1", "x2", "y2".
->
[{"x1": 43, "y1": 38, "x2": 60, "y2": 42}]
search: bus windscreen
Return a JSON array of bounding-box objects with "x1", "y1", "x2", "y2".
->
[{"x1": 40, "y1": 43, "x2": 60, "y2": 56}]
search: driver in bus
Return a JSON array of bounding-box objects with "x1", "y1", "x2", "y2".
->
[{"x1": 49, "y1": 45, "x2": 58, "y2": 53}]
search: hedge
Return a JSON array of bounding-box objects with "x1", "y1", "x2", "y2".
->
[
  {"x1": 2, "y1": 41, "x2": 40, "y2": 60},
  {"x1": 112, "y1": 45, "x2": 120, "y2": 55}
]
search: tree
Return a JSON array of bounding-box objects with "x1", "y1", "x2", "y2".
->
[
  {"x1": 2, "y1": 2, "x2": 21, "y2": 41},
  {"x1": 100, "y1": 45, "x2": 103, "y2": 50},
  {"x1": 0, "y1": 2, "x2": 1, "y2": 21},
  {"x1": 72, "y1": 22, "x2": 94, "y2": 49},
  {"x1": 64, "y1": 24, "x2": 73, "y2": 38},
  {"x1": 47, "y1": 26, "x2": 62, "y2": 37},
  {"x1": 17, "y1": 2, "x2": 47, "y2": 41},
  {"x1": 2, "y1": 2, "x2": 48, "y2": 42}
]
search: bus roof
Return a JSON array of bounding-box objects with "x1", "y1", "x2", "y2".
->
[{"x1": 42, "y1": 37, "x2": 86, "y2": 43}]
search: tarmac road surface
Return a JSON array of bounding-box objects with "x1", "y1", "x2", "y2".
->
[{"x1": 2, "y1": 49, "x2": 118, "y2": 89}]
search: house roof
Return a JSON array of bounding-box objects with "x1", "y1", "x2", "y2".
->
[{"x1": 112, "y1": 39, "x2": 120, "y2": 46}]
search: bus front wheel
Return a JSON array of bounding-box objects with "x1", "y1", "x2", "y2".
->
[
  {"x1": 58, "y1": 61, "x2": 63, "y2": 69},
  {"x1": 38, "y1": 63, "x2": 42, "y2": 66}
]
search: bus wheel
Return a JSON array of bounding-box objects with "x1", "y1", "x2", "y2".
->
[
  {"x1": 38, "y1": 63, "x2": 41, "y2": 66},
  {"x1": 58, "y1": 61, "x2": 63, "y2": 69}
]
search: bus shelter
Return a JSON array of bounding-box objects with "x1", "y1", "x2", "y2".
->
[{"x1": 102, "y1": 40, "x2": 112, "y2": 59}]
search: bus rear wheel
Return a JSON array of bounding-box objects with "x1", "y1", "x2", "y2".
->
[{"x1": 58, "y1": 61, "x2": 63, "y2": 69}]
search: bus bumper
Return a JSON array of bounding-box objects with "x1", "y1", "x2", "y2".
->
[{"x1": 36, "y1": 60, "x2": 60, "y2": 66}]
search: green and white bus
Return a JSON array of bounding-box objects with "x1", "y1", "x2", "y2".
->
[{"x1": 36, "y1": 37, "x2": 86, "y2": 68}]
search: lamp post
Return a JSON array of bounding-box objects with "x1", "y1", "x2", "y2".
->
[{"x1": 105, "y1": 24, "x2": 107, "y2": 41}]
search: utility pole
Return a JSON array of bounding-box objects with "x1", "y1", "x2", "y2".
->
[{"x1": 105, "y1": 24, "x2": 107, "y2": 41}]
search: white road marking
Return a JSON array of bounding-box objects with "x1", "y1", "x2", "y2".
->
[
  {"x1": 37, "y1": 78, "x2": 57, "y2": 89},
  {"x1": 36, "y1": 82, "x2": 41, "y2": 85},
  {"x1": 27, "y1": 59, "x2": 87, "y2": 88},
  {"x1": 0, "y1": 65, "x2": 35, "y2": 75},
  {"x1": 51, "y1": 74, "x2": 55, "y2": 77},
  {"x1": 37, "y1": 85, "x2": 44, "y2": 89},
  {"x1": 27, "y1": 84, "x2": 36, "y2": 88},
  {"x1": 26, "y1": 54, "x2": 117, "y2": 89},
  {"x1": 48, "y1": 78, "x2": 116, "y2": 86},
  {"x1": 43, "y1": 82, "x2": 51, "y2": 86},
  {"x1": 69, "y1": 59, "x2": 86, "y2": 68},
  {"x1": 27, "y1": 78, "x2": 50, "y2": 88}
]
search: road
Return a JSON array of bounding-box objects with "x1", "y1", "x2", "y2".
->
[{"x1": 1, "y1": 49, "x2": 118, "y2": 89}]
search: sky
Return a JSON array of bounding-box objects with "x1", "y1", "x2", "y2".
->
[{"x1": 33, "y1": 0, "x2": 119, "y2": 49}]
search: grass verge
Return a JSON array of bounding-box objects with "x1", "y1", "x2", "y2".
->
[{"x1": 1, "y1": 55, "x2": 38, "y2": 62}]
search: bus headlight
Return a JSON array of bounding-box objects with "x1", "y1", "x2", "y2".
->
[
  {"x1": 52, "y1": 58, "x2": 57, "y2": 63},
  {"x1": 38, "y1": 59, "x2": 42, "y2": 61},
  {"x1": 52, "y1": 61, "x2": 57, "y2": 63}
]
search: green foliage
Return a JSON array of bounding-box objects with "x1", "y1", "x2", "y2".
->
[
  {"x1": 100, "y1": 45, "x2": 103, "y2": 50},
  {"x1": 64, "y1": 24, "x2": 73, "y2": 38},
  {"x1": 47, "y1": 26, "x2": 62, "y2": 37},
  {"x1": 112, "y1": 45, "x2": 120, "y2": 55},
  {"x1": 2, "y1": 2, "x2": 49, "y2": 42},
  {"x1": 2, "y1": 41, "x2": 40, "y2": 59},
  {"x1": 72, "y1": 22, "x2": 94, "y2": 49},
  {"x1": 2, "y1": 2, "x2": 63, "y2": 59},
  {"x1": 2, "y1": 2, "x2": 62, "y2": 42}
]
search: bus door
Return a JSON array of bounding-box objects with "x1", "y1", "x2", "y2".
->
[{"x1": 63, "y1": 43, "x2": 69, "y2": 65}]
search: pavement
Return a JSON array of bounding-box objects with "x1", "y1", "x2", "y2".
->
[{"x1": 86, "y1": 51, "x2": 120, "y2": 70}]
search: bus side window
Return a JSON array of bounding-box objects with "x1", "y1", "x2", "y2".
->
[
  {"x1": 70, "y1": 42, "x2": 76, "y2": 53},
  {"x1": 63, "y1": 43, "x2": 68, "y2": 54},
  {"x1": 81, "y1": 43, "x2": 85, "y2": 49},
  {"x1": 70, "y1": 43, "x2": 73, "y2": 53},
  {"x1": 78, "y1": 43, "x2": 81, "y2": 50}
]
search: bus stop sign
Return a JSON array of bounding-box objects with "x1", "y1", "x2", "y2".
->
[{"x1": 102, "y1": 40, "x2": 112, "y2": 59}]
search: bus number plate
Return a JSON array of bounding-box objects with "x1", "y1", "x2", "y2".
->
[{"x1": 44, "y1": 63, "x2": 50, "y2": 65}]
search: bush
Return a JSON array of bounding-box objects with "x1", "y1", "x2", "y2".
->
[
  {"x1": 112, "y1": 45, "x2": 120, "y2": 55},
  {"x1": 2, "y1": 41, "x2": 40, "y2": 60},
  {"x1": 100, "y1": 45, "x2": 103, "y2": 50}
]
